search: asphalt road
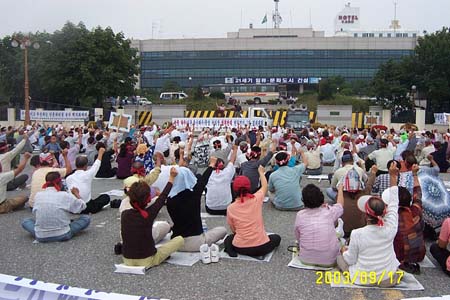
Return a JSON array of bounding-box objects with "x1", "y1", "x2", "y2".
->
[{"x1": 1, "y1": 165, "x2": 450, "y2": 300}]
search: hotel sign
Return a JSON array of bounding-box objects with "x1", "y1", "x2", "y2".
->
[
  {"x1": 338, "y1": 15, "x2": 358, "y2": 24},
  {"x1": 225, "y1": 77, "x2": 321, "y2": 85}
]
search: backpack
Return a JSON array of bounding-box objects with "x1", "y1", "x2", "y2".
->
[{"x1": 341, "y1": 167, "x2": 365, "y2": 193}]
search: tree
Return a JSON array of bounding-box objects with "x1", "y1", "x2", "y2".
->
[
  {"x1": 162, "y1": 80, "x2": 181, "y2": 92},
  {"x1": 191, "y1": 85, "x2": 204, "y2": 100},
  {"x1": 318, "y1": 76, "x2": 346, "y2": 100}
]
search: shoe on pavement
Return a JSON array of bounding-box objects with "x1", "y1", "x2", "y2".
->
[
  {"x1": 199, "y1": 244, "x2": 211, "y2": 264},
  {"x1": 210, "y1": 244, "x2": 220, "y2": 263}
]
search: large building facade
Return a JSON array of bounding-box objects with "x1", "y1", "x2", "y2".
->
[{"x1": 132, "y1": 27, "x2": 417, "y2": 90}]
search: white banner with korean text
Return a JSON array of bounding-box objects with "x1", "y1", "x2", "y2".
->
[
  {"x1": 172, "y1": 118, "x2": 268, "y2": 129},
  {"x1": 20, "y1": 110, "x2": 89, "y2": 121}
]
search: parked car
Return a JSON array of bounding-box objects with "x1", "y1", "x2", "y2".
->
[
  {"x1": 139, "y1": 98, "x2": 152, "y2": 105},
  {"x1": 160, "y1": 92, "x2": 188, "y2": 100}
]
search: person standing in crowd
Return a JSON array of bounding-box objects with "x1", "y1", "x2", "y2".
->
[
  {"x1": 368, "y1": 138, "x2": 395, "y2": 175},
  {"x1": 0, "y1": 133, "x2": 28, "y2": 191}
]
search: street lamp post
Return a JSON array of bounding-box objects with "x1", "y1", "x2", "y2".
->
[{"x1": 11, "y1": 37, "x2": 40, "y2": 126}]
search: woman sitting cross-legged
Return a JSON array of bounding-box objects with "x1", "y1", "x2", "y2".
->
[
  {"x1": 294, "y1": 184, "x2": 344, "y2": 267},
  {"x1": 121, "y1": 167, "x2": 184, "y2": 267},
  {"x1": 338, "y1": 163, "x2": 402, "y2": 287},
  {"x1": 224, "y1": 165, "x2": 281, "y2": 258}
]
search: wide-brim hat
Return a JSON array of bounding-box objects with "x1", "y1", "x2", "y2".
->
[{"x1": 357, "y1": 186, "x2": 397, "y2": 212}]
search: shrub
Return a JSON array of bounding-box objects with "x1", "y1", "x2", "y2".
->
[
  {"x1": 246, "y1": 99, "x2": 255, "y2": 105},
  {"x1": 268, "y1": 99, "x2": 279, "y2": 105},
  {"x1": 209, "y1": 91, "x2": 226, "y2": 100}
]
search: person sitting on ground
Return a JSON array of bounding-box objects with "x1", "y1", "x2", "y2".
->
[
  {"x1": 338, "y1": 164, "x2": 401, "y2": 287},
  {"x1": 430, "y1": 217, "x2": 450, "y2": 277},
  {"x1": 210, "y1": 134, "x2": 232, "y2": 165},
  {"x1": 303, "y1": 140, "x2": 322, "y2": 175},
  {"x1": 0, "y1": 152, "x2": 31, "y2": 213},
  {"x1": 85, "y1": 136, "x2": 97, "y2": 166},
  {"x1": 225, "y1": 166, "x2": 281, "y2": 258},
  {"x1": 43, "y1": 135, "x2": 62, "y2": 161},
  {"x1": 29, "y1": 149, "x2": 71, "y2": 208},
  {"x1": 58, "y1": 129, "x2": 82, "y2": 170},
  {"x1": 65, "y1": 147, "x2": 110, "y2": 214},
  {"x1": 368, "y1": 138, "x2": 395, "y2": 175},
  {"x1": 432, "y1": 139, "x2": 449, "y2": 173},
  {"x1": 417, "y1": 138, "x2": 435, "y2": 167},
  {"x1": 205, "y1": 145, "x2": 238, "y2": 215},
  {"x1": 0, "y1": 133, "x2": 28, "y2": 191},
  {"x1": 21, "y1": 172, "x2": 90, "y2": 242},
  {"x1": 121, "y1": 169, "x2": 184, "y2": 267},
  {"x1": 118, "y1": 154, "x2": 164, "y2": 212},
  {"x1": 240, "y1": 140, "x2": 276, "y2": 193},
  {"x1": 295, "y1": 183, "x2": 344, "y2": 267},
  {"x1": 166, "y1": 157, "x2": 227, "y2": 252},
  {"x1": 372, "y1": 160, "x2": 401, "y2": 196},
  {"x1": 394, "y1": 183, "x2": 425, "y2": 274},
  {"x1": 327, "y1": 150, "x2": 367, "y2": 202},
  {"x1": 135, "y1": 142, "x2": 154, "y2": 174},
  {"x1": 94, "y1": 141, "x2": 117, "y2": 178},
  {"x1": 116, "y1": 142, "x2": 135, "y2": 180},
  {"x1": 268, "y1": 148, "x2": 308, "y2": 211}
]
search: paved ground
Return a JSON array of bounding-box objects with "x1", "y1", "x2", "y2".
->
[{"x1": 1, "y1": 165, "x2": 450, "y2": 300}]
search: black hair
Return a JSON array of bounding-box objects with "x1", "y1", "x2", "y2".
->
[
  {"x1": 96, "y1": 142, "x2": 105, "y2": 151},
  {"x1": 87, "y1": 136, "x2": 95, "y2": 145},
  {"x1": 398, "y1": 187, "x2": 412, "y2": 207},
  {"x1": 173, "y1": 136, "x2": 181, "y2": 143},
  {"x1": 386, "y1": 159, "x2": 401, "y2": 170},
  {"x1": 75, "y1": 156, "x2": 88, "y2": 168},
  {"x1": 302, "y1": 184, "x2": 324, "y2": 209},
  {"x1": 30, "y1": 155, "x2": 41, "y2": 167},
  {"x1": 275, "y1": 152, "x2": 289, "y2": 166},
  {"x1": 128, "y1": 181, "x2": 150, "y2": 207},
  {"x1": 174, "y1": 148, "x2": 180, "y2": 160},
  {"x1": 401, "y1": 150, "x2": 413, "y2": 161},
  {"x1": 45, "y1": 171, "x2": 61, "y2": 186},
  {"x1": 59, "y1": 141, "x2": 69, "y2": 150},
  {"x1": 118, "y1": 143, "x2": 127, "y2": 158}
]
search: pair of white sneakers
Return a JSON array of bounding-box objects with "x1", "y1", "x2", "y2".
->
[{"x1": 199, "y1": 243, "x2": 220, "y2": 264}]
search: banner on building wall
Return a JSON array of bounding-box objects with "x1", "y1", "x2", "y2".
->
[
  {"x1": 224, "y1": 77, "x2": 321, "y2": 85},
  {"x1": 20, "y1": 110, "x2": 89, "y2": 121},
  {"x1": 0, "y1": 274, "x2": 163, "y2": 300},
  {"x1": 434, "y1": 113, "x2": 450, "y2": 125},
  {"x1": 172, "y1": 118, "x2": 267, "y2": 129}
]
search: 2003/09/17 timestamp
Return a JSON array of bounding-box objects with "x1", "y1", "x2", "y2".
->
[{"x1": 316, "y1": 271, "x2": 404, "y2": 285}]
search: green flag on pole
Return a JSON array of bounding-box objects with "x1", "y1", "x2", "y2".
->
[{"x1": 262, "y1": 14, "x2": 268, "y2": 24}]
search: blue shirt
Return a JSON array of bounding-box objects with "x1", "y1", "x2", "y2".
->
[{"x1": 269, "y1": 163, "x2": 306, "y2": 209}]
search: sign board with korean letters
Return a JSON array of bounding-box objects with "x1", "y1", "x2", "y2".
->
[
  {"x1": 434, "y1": 113, "x2": 450, "y2": 125},
  {"x1": 224, "y1": 77, "x2": 321, "y2": 85},
  {"x1": 172, "y1": 118, "x2": 267, "y2": 130},
  {"x1": 108, "y1": 112, "x2": 133, "y2": 132},
  {"x1": 20, "y1": 110, "x2": 89, "y2": 121}
]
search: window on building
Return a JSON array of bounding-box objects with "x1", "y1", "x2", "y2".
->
[
  {"x1": 369, "y1": 33, "x2": 375, "y2": 37},
  {"x1": 412, "y1": 33, "x2": 417, "y2": 38},
  {"x1": 387, "y1": 33, "x2": 392, "y2": 38},
  {"x1": 362, "y1": 33, "x2": 368, "y2": 38},
  {"x1": 403, "y1": 33, "x2": 408, "y2": 37},
  {"x1": 330, "y1": 111, "x2": 340, "y2": 116},
  {"x1": 396, "y1": 33, "x2": 402, "y2": 37},
  {"x1": 379, "y1": 33, "x2": 383, "y2": 37},
  {"x1": 354, "y1": 33, "x2": 358, "y2": 37}
]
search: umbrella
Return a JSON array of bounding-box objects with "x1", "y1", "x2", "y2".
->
[
  {"x1": 418, "y1": 173, "x2": 450, "y2": 228},
  {"x1": 400, "y1": 123, "x2": 418, "y2": 131}
]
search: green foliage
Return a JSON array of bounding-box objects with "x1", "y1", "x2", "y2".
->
[
  {"x1": 191, "y1": 85, "x2": 204, "y2": 100},
  {"x1": 268, "y1": 99, "x2": 279, "y2": 105},
  {"x1": 372, "y1": 27, "x2": 450, "y2": 112},
  {"x1": 246, "y1": 99, "x2": 255, "y2": 105},
  {"x1": 318, "y1": 76, "x2": 348, "y2": 100},
  {"x1": 162, "y1": 81, "x2": 181, "y2": 92},
  {"x1": 0, "y1": 22, "x2": 139, "y2": 107},
  {"x1": 209, "y1": 91, "x2": 225, "y2": 100}
]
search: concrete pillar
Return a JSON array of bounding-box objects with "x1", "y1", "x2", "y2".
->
[
  {"x1": 299, "y1": 84, "x2": 304, "y2": 94},
  {"x1": 382, "y1": 110, "x2": 391, "y2": 128},
  {"x1": 7, "y1": 108, "x2": 15, "y2": 125},
  {"x1": 415, "y1": 109, "x2": 426, "y2": 131},
  {"x1": 94, "y1": 108, "x2": 103, "y2": 121}
]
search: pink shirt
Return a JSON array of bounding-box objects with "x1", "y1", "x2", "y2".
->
[
  {"x1": 226, "y1": 191, "x2": 270, "y2": 248},
  {"x1": 295, "y1": 203, "x2": 343, "y2": 266},
  {"x1": 439, "y1": 218, "x2": 450, "y2": 271}
]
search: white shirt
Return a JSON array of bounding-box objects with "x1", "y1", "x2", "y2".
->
[
  {"x1": 66, "y1": 159, "x2": 101, "y2": 203},
  {"x1": 368, "y1": 148, "x2": 395, "y2": 171},
  {"x1": 205, "y1": 162, "x2": 235, "y2": 210},
  {"x1": 320, "y1": 143, "x2": 336, "y2": 164},
  {"x1": 143, "y1": 125, "x2": 157, "y2": 146},
  {"x1": 343, "y1": 187, "x2": 400, "y2": 284}
]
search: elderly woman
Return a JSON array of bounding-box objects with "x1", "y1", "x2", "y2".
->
[
  {"x1": 294, "y1": 184, "x2": 344, "y2": 267},
  {"x1": 224, "y1": 165, "x2": 281, "y2": 257},
  {"x1": 121, "y1": 168, "x2": 184, "y2": 268},
  {"x1": 338, "y1": 163, "x2": 401, "y2": 287}
]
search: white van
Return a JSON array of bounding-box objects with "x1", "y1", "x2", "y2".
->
[{"x1": 159, "y1": 92, "x2": 189, "y2": 100}]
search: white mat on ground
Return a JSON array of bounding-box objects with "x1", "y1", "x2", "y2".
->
[
  {"x1": 330, "y1": 272, "x2": 424, "y2": 291},
  {"x1": 419, "y1": 255, "x2": 436, "y2": 268},
  {"x1": 155, "y1": 232, "x2": 200, "y2": 267},
  {"x1": 101, "y1": 189, "x2": 125, "y2": 197},
  {"x1": 200, "y1": 212, "x2": 225, "y2": 218},
  {"x1": 287, "y1": 254, "x2": 334, "y2": 271},
  {"x1": 114, "y1": 264, "x2": 149, "y2": 275},
  {"x1": 220, "y1": 249, "x2": 275, "y2": 262}
]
